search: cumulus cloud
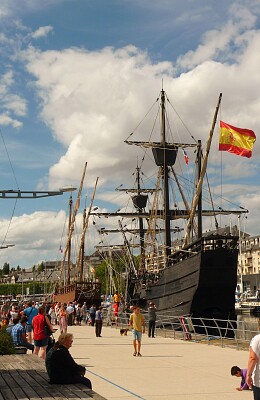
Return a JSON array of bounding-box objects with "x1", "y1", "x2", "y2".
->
[
  {"x1": 0, "y1": 209, "x2": 99, "y2": 268},
  {"x1": 176, "y1": 4, "x2": 257, "y2": 70},
  {"x1": 1, "y1": 0, "x2": 260, "y2": 268}
]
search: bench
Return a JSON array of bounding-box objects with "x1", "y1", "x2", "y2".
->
[{"x1": 0, "y1": 354, "x2": 107, "y2": 400}]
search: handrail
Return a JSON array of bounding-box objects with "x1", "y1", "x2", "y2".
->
[{"x1": 101, "y1": 308, "x2": 258, "y2": 350}]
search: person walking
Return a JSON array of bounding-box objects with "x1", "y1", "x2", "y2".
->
[
  {"x1": 89, "y1": 304, "x2": 96, "y2": 327},
  {"x1": 246, "y1": 333, "x2": 260, "y2": 398},
  {"x1": 129, "y1": 306, "x2": 145, "y2": 356},
  {"x1": 95, "y1": 306, "x2": 103, "y2": 337},
  {"x1": 148, "y1": 302, "x2": 157, "y2": 338},
  {"x1": 66, "y1": 303, "x2": 75, "y2": 326}
]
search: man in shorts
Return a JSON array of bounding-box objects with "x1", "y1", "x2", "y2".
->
[{"x1": 129, "y1": 306, "x2": 145, "y2": 356}]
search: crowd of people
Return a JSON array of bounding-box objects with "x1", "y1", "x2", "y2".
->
[
  {"x1": 0, "y1": 299, "x2": 105, "y2": 389},
  {"x1": 0, "y1": 292, "x2": 159, "y2": 391}
]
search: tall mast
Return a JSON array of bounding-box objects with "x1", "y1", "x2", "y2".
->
[
  {"x1": 75, "y1": 177, "x2": 99, "y2": 282},
  {"x1": 80, "y1": 207, "x2": 86, "y2": 280},
  {"x1": 59, "y1": 162, "x2": 88, "y2": 285},
  {"x1": 184, "y1": 93, "x2": 222, "y2": 244},
  {"x1": 161, "y1": 90, "x2": 171, "y2": 267},
  {"x1": 67, "y1": 195, "x2": 73, "y2": 284},
  {"x1": 135, "y1": 166, "x2": 145, "y2": 272},
  {"x1": 197, "y1": 140, "x2": 202, "y2": 239}
]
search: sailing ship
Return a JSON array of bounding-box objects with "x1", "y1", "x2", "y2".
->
[
  {"x1": 92, "y1": 89, "x2": 247, "y2": 322},
  {"x1": 54, "y1": 163, "x2": 101, "y2": 306}
]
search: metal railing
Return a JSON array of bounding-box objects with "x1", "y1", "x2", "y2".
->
[{"x1": 102, "y1": 308, "x2": 259, "y2": 350}]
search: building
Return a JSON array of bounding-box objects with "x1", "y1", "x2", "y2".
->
[{"x1": 238, "y1": 234, "x2": 260, "y2": 294}]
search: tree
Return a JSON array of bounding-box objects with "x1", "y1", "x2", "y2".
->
[
  {"x1": 37, "y1": 262, "x2": 44, "y2": 273},
  {"x1": 2, "y1": 263, "x2": 10, "y2": 275}
]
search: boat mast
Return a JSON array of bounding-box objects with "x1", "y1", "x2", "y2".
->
[
  {"x1": 160, "y1": 90, "x2": 171, "y2": 267},
  {"x1": 184, "y1": 93, "x2": 222, "y2": 244},
  {"x1": 81, "y1": 207, "x2": 86, "y2": 278},
  {"x1": 135, "y1": 166, "x2": 146, "y2": 272},
  {"x1": 197, "y1": 140, "x2": 202, "y2": 239},
  {"x1": 59, "y1": 162, "x2": 88, "y2": 285},
  {"x1": 67, "y1": 194, "x2": 73, "y2": 284},
  {"x1": 75, "y1": 177, "x2": 99, "y2": 282}
]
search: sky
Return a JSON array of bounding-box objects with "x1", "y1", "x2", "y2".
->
[{"x1": 0, "y1": 0, "x2": 260, "y2": 268}]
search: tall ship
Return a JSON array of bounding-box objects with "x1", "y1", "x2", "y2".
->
[
  {"x1": 92, "y1": 89, "x2": 247, "y2": 321},
  {"x1": 54, "y1": 163, "x2": 101, "y2": 307}
]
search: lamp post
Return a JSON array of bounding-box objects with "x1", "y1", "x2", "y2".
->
[{"x1": 0, "y1": 187, "x2": 77, "y2": 198}]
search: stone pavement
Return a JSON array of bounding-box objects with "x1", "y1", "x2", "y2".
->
[{"x1": 53, "y1": 324, "x2": 253, "y2": 400}]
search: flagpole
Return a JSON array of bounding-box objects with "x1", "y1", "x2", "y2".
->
[
  {"x1": 184, "y1": 93, "x2": 222, "y2": 244},
  {"x1": 237, "y1": 215, "x2": 243, "y2": 293}
]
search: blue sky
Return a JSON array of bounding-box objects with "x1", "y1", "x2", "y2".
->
[{"x1": 0, "y1": 0, "x2": 260, "y2": 268}]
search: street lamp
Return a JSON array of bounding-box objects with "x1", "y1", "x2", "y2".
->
[
  {"x1": 0, "y1": 187, "x2": 77, "y2": 198},
  {"x1": 59, "y1": 187, "x2": 77, "y2": 193}
]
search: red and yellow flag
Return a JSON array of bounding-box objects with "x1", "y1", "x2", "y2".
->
[{"x1": 219, "y1": 120, "x2": 256, "y2": 158}]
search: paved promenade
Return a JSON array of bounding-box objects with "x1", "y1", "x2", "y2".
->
[{"x1": 52, "y1": 324, "x2": 253, "y2": 400}]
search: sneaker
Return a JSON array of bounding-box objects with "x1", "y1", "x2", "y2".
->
[
  {"x1": 137, "y1": 352, "x2": 142, "y2": 357},
  {"x1": 133, "y1": 351, "x2": 137, "y2": 356}
]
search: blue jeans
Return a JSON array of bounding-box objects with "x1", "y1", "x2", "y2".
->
[
  {"x1": 148, "y1": 321, "x2": 155, "y2": 337},
  {"x1": 131, "y1": 329, "x2": 142, "y2": 341},
  {"x1": 20, "y1": 341, "x2": 34, "y2": 352}
]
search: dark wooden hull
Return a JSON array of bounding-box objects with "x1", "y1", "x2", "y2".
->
[
  {"x1": 55, "y1": 281, "x2": 101, "y2": 307},
  {"x1": 134, "y1": 235, "x2": 238, "y2": 321}
]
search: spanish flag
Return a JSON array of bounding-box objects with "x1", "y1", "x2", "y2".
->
[{"x1": 219, "y1": 121, "x2": 256, "y2": 158}]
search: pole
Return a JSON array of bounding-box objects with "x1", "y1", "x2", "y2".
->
[
  {"x1": 238, "y1": 215, "x2": 243, "y2": 293},
  {"x1": 160, "y1": 90, "x2": 171, "y2": 266}
]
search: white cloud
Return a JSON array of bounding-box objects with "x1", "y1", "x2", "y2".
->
[
  {"x1": 1, "y1": 0, "x2": 260, "y2": 268},
  {"x1": 31, "y1": 26, "x2": 53, "y2": 39},
  {"x1": 0, "y1": 0, "x2": 67, "y2": 20},
  {"x1": 0, "y1": 70, "x2": 27, "y2": 125},
  {"x1": 176, "y1": 4, "x2": 256, "y2": 70},
  {"x1": 0, "y1": 113, "x2": 23, "y2": 128}
]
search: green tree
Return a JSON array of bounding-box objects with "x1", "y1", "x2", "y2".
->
[
  {"x1": 37, "y1": 262, "x2": 44, "y2": 273},
  {"x1": 95, "y1": 261, "x2": 107, "y2": 293},
  {"x1": 0, "y1": 327, "x2": 15, "y2": 355},
  {"x1": 3, "y1": 262, "x2": 10, "y2": 275}
]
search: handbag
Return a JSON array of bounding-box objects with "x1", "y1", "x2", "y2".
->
[
  {"x1": 44, "y1": 317, "x2": 53, "y2": 337},
  {"x1": 46, "y1": 335, "x2": 55, "y2": 353}
]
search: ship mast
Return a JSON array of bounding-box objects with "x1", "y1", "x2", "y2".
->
[
  {"x1": 184, "y1": 93, "x2": 222, "y2": 244},
  {"x1": 160, "y1": 90, "x2": 171, "y2": 267},
  {"x1": 59, "y1": 162, "x2": 88, "y2": 285}
]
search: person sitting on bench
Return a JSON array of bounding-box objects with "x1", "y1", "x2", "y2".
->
[
  {"x1": 11, "y1": 316, "x2": 34, "y2": 353},
  {"x1": 49, "y1": 333, "x2": 92, "y2": 389}
]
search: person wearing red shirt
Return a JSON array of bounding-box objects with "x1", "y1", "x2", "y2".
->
[{"x1": 32, "y1": 305, "x2": 55, "y2": 360}]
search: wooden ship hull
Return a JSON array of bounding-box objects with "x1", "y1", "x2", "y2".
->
[
  {"x1": 134, "y1": 235, "x2": 238, "y2": 321},
  {"x1": 55, "y1": 281, "x2": 101, "y2": 307}
]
